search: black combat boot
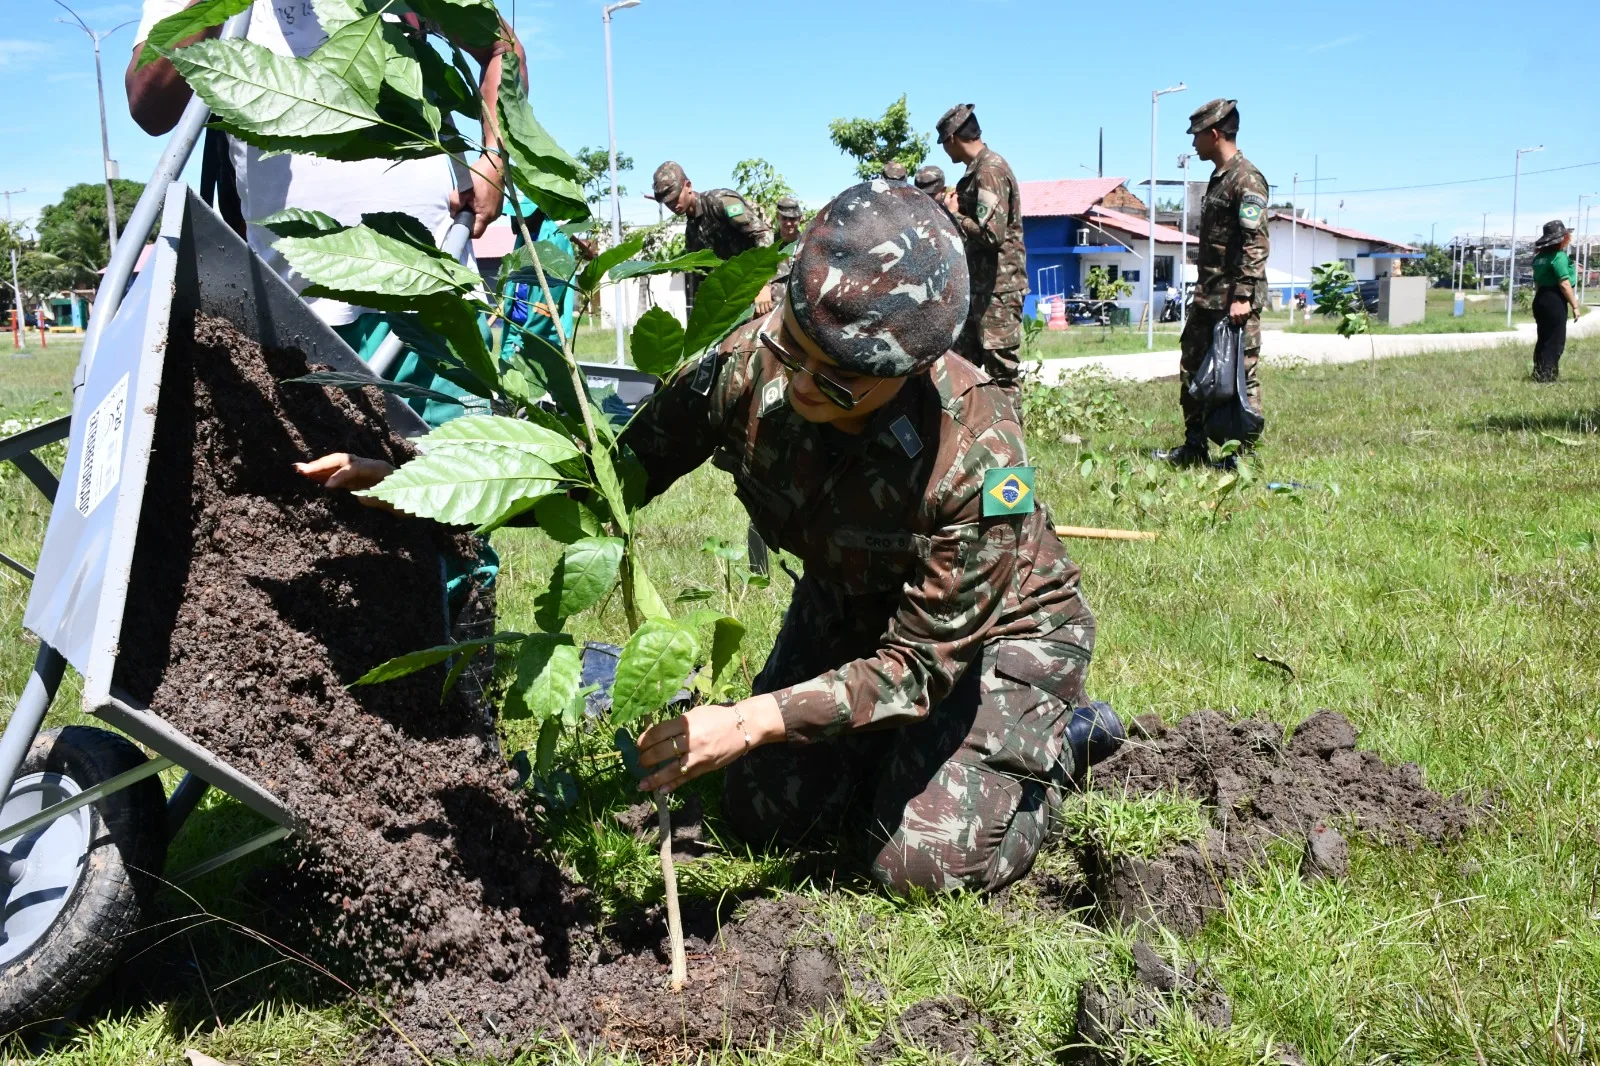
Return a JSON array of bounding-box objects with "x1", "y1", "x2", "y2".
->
[{"x1": 1154, "y1": 441, "x2": 1208, "y2": 467}]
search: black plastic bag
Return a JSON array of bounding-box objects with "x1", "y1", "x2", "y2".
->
[{"x1": 1187, "y1": 319, "x2": 1263, "y2": 447}]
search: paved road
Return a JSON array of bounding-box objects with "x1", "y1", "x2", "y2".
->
[{"x1": 1033, "y1": 308, "x2": 1600, "y2": 385}]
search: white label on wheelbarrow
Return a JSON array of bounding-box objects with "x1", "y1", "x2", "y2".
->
[{"x1": 75, "y1": 373, "x2": 128, "y2": 517}]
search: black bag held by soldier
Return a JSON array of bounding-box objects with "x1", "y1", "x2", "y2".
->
[
  {"x1": 624, "y1": 181, "x2": 1122, "y2": 895},
  {"x1": 1187, "y1": 319, "x2": 1263, "y2": 448}
]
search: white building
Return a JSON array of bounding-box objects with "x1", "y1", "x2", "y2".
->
[{"x1": 1265, "y1": 212, "x2": 1418, "y2": 299}]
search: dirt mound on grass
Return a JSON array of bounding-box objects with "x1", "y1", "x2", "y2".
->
[
  {"x1": 1078, "y1": 708, "x2": 1479, "y2": 934},
  {"x1": 863, "y1": 996, "x2": 997, "y2": 1065},
  {"x1": 117, "y1": 313, "x2": 841, "y2": 1062}
]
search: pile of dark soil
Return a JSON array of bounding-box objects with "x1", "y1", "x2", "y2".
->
[
  {"x1": 863, "y1": 996, "x2": 998, "y2": 1065},
  {"x1": 115, "y1": 313, "x2": 840, "y2": 1061},
  {"x1": 1077, "y1": 709, "x2": 1479, "y2": 934},
  {"x1": 1070, "y1": 941, "x2": 1233, "y2": 1065}
]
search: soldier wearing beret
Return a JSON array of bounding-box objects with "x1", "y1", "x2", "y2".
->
[
  {"x1": 1156, "y1": 98, "x2": 1270, "y2": 466},
  {"x1": 624, "y1": 180, "x2": 1120, "y2": 895},
  {"x1": 649, "y1": 160, "x2": 774, "y2": 314},
  {"x1": 935, "y1": 104, "x2": 1028, "y2": 406}
]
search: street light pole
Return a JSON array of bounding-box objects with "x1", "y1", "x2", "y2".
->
[
  {"x1": 1576, "y1": 193, "x2": 1598, "y2": 305},
  {"x1": 1479, "y1": 212, "x2": 1486, "y2": 290},
  {"x1": 1177, "y1": 151, "x2": 1190, "y2": 325},
  {"x1": 601, "y1": 0, "x2": 641, "y2": 366},
  {"x1": 1147, "y1": 82, "x2": 1185, "y2": 350},
  {"x1": 2, "y1": 188, "x2": 25, "y2": 351},
  {"x1": 1507, "y1": 144, "x2": 1544, "y2": 327},
  {"x1": 55, "y1": 2, "x2": 136, "y2": 259}
]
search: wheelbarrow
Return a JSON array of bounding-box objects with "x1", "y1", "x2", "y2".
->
[{"x1": 0, "y1": 181, "x2": 447, "y2": 1032}]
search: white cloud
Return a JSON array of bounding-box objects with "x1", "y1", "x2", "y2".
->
[
  {"x1": 0, "y1": 40, "x2": 52, "y2": 68},
  {"x1": 1307, "y1": 34, "x2": 1361, "y2": 54}
]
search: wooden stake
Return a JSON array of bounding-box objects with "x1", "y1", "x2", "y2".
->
[
  {"x1": 656, "y1": 790, "x2": 687, "y2": 991},
  {"x1": 1054, "y1": 525, "x2": 1159, "y2": 542}
]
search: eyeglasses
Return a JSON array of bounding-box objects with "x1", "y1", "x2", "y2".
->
[{"x1": 758, "y1": 330, "x2": 877, "y2": 411}]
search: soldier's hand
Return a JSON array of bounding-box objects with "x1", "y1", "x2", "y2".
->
[
  {"x1": 295, "y1": 453, "x2": 396, "y2": 509},
  {"x1": 1228, "y1": 298, "x2": 1252, "y2": 324},
  {"x1": 754, "y1": 286, "x2": 775, "y2": 316},
  {"x1": 943, "y1": 188, "x2": 959, "y2": 213},
  {"x1": 636, "y1": 696, "x2": 785, "y2": 793}
]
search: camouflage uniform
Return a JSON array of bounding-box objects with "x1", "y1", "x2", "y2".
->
[
  {"x1": 768, "y1": 196, "x2": 803, "y2": 303},
  {"x1": 950, "y1": 148, "x2": 1028, "y2": 400},
  {"x1": 1180, "y1": 100, "x2": 1269, "y2": 447},
  {"x1": 650, "y1": 162, "x2": 773, "y2": 311},
  {"x1": 621, "y1": 322, "x2": 1097, "y2": 894}
]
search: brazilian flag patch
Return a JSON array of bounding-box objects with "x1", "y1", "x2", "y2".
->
[
  {"x1": 982, "y1": 466, "x2": 1036, "y2": 517},
  {"x1": 725, "y1": 201, "x2": 745, "y2": 218}
]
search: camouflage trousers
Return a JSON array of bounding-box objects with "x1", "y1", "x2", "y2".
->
[
  {"x1": 962, "y1": 289, "x2": 1026, "y2": 403},
  {"x1": 1178, "y1": 307, "x2": 1261, "y2": 445},
  {"x1": 722, "y1": 635, "x2": 1092, "y2": 895}
]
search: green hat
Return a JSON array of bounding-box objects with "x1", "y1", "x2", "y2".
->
[
  {"x1": 648, "y1": 161, "x2": 687, "y2": 202},
  {"x1": 775, "y1": 196, "x2": 802, "y2": 220},
  {"x1": 1186, "y1": 98, "x2": 1238, "y2": 135}
]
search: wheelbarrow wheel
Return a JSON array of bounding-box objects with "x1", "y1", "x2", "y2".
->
[{"x1": 0, "y1": 726, "x2": 167, "y2": 1033}]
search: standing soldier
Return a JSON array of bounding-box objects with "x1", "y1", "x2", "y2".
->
[
  {"x1": 1156, "y1": 99, "x2": 1269, "y2": 466},
  {"x1": 767, "y1": 195, "x2": 804, "y2": 307},
  {"x1": 937, "y1": 104, "x2": 1028, "y2": 404},
  {"x1": 649, "y1": 161, "x2": 774, "y2": 314}
]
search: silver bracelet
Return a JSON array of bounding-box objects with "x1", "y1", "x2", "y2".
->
[{"x1": 733, "y1": 706, "x2": 753, "y2": 749}]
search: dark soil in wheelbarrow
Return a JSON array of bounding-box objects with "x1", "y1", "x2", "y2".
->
[{"x1": 114, "y1": 313, "x2": 841, "y2": 1062}]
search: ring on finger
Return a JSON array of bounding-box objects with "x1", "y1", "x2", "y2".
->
[
  {"x1": 679, "y1": 758, "x2": 689, "y2": 775},
  {"x1": 674, "y1": 735, "x2": 684, "y2": 754}
]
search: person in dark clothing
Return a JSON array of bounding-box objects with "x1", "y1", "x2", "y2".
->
[{"x1": 1529, "y1": 220, "x2": 1583, "y2": 382}]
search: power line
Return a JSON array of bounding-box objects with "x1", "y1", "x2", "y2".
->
[{"x1": 1332, "y1": 160, "x2": 1600, "y2": 197}]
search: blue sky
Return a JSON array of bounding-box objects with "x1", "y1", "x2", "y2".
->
[{"x1": 5, "y1": 0, "x2": 1599, "y2": 246}]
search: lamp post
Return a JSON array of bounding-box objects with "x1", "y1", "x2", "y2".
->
[
  {"x1": 1176, "y1": 151, "x2": 1190, "y2": 325},
  {"x1": 1506, "y1": 144, "x2": 1543, "y2": 327},
  {"x1": 1147, "y1": 82, "x2": 1186, "y2": 350},
  {"x1": 54, "y1": 2, "x2": 136, "y2": 259},
  {"x1": 602, "y1": 0, "x2": 641, "y2": 366},
  {"x1": 1577, "y1": 192, "x2": 1598, "y2": 304}
]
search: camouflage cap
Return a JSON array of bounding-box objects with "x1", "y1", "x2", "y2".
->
[
  {"x1": 935, "y1": 103, "x2": 975, "y2": 142},
  {"x1": 881, "y1": 161, "x2": 908, "y2": 181},
  {"x1": 648, "y1": 161, "x2": 687, "y2": 202},
  {"x1": 775, "y1": 196, "x2": 802, "y2": 220},
  {"x1": 1186, "y1": 98, "x2": 1238, "y2": 135},
  {"x1": 786, "y1": 180, "x2": 969, "y2": 378},
  {"x1": 914, "y1": 165, "x2": 946, "y2": 196}
]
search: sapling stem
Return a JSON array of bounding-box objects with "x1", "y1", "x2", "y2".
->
[{"x1": 655, "y1": 788, "x2": 687, "y2": 990}]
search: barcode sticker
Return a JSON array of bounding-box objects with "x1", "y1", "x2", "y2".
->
[{"x1": 75, "y1": 374, "x2": 127, "y2": 518}]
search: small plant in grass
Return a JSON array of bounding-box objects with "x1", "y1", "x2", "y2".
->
[
  {"x1": 1059, "y1": 790, "x2": 1207, "y2": 859},
  {"x1": 145, "y1": 0, "x2": 787, "y2": 991},
  {"x1": 1310, "y1": 260, "x2": 1375, "y2": 365},
  {"x1": 1085, "y1": 265, "x2": 1135, "y2": 302},
  {"x1": 1019, "y1": 367, "x2": 1133, "y2": 445}
]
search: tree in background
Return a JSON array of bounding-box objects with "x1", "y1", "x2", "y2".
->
[
  {"x1": 37, "y1": 179, "x2": 144, "y2": 270},
  {"x1": 1401, "y1": 242, "x2": 1453, "y2": 283},
  {"x1": 828, "y1": 94, "x2": 929, "y2": 181},
  {"x1": 730, "y1": 158, "x2": 793, "y2": 226},
  {"x1": 574, "y1": 146, "x2": 633, "y2": 218}
]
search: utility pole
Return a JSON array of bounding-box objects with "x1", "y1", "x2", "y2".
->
[
  {"x1": 1147, "y1": 82, "x2": 1186, "y2": 350},
  {"x1": 3, "y1": 188, "x2": 25, "y2": 352},
  {"x1": 1177, "y1": 151, "x2": 1190, "y2": 325},
  {"x1": 601, "y1": 0, "x2": 641, "y2": 366},
  {"x1": 55, "y1": 2, "x2": 136, "y2": 258},
  {"x1": 1098, "y1": 127, "x2": 1103, "y2": 178},
  {"x1": 1479, "y1": 212, "x2": 1486, "y2": 290},
  {"x1": 1288, "y1": 174, "x2": 1297, "y2": 325},
  {"x1": 1507, "y1": 144, "x2": 1543, "y2": 327}
]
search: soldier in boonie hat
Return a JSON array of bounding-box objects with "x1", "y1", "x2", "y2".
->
[
  {"x1": 914, "y1": 165, "x2": 946, "y2": 198},
  {"x1": 936, "y1": 102, "x2": 976, "y2": 143},
  {"x1": 611, "y1": 176, "x2": 1115, "y2": 899},
  {"x1": 648, "y1": 160, "x2": 688, "y2": 206},
  {"x1": 1186, "y1": 98, "x2": 1239, "y2": 135},
  {"x1": 881, "y1": 160, "x2": 909, "y2": 181}
]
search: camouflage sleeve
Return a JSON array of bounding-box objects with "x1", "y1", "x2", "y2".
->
[
  {"x1": 618, "y1": 325, "x2": 760, "y2": 503},
  {"x1": 955, "y1": 163, "x2": 1011, "y2": 251},
  {"x1": 771, "y1": 418, "x2": 1024, "y2": 742},
  {"x1": 722, "y1": 194, "x2": 774, "y2": 248},
  {"x1": 1231, "y1": 167, "x2": 1270, "y2": 303}
]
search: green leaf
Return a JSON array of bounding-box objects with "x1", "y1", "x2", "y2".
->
[
  {"x1": 710, "y1": 616, "x2": 746, "y2": 690},
  {"x1": 379, "y1": 22, "x2": 424, "y2": 100},
  {"x1": 630, "y1": 559, "x2": 672, "y2": 623},
  {"x1": 533, "y1": 496, "x2": 604, "y2": 543},
  {"x1": 350, "y1": 631, "x2": 524, "y2": 686},
  {"x1": 277, "y1": 224, "x2": 481, "y2": 300},
  {"x1": 165, "y1": 39, "x2": 380, "y2": 140},
  {"x1": 314, "y1": 0, "x2": 374, "y2": 34},
  {"x1": 310, "y1": 13, "x2": 387, "y2": 105},
  {"x1": 359, "y1": 443, "x2": 562, "y2": 525},
  {"x1": 629, "y1": 306, "x2": 686, "y2": 377},
  {"x1": 498, "y1": 54, "x2": 588, "y2": 221},
  {"x1": 375, "y1": 303, "x2": 496, "y2": 400},
  {"x1": 418, "y1": 414, "x2": 582, "y2": 464},
  {"x1": 606, "y1": 249, "x2": 724, "y2": 282},
  {"x1": 576, "y1": 233, "x2": 647, "y2": 295},
  {"x1": 589, "y1": 445, "x2": 629, "y2": 535},
  {"x1": 499, "y1": 240, "x2": 576, "y2": 285},
  {"x1": 255, "y1": 207, "x2": 343, "y2": 239},
  {"x1": 408, "y1": 0, "x2": 501, "y2": 47},
  {"x1": 282, "y1": 370, "x2": 460, "y2": 407},
  {"x1": 209, "y1": 118, "x2": 435, "y2": 163},
  {"x1": 413, "y1": 36, "x2": 479, "y2": 119},
  {"x1": 610, "y1": 619, "x2": 698, "y2": 726},
  {"x1": 681, "y1": 244, "x2": 787, "y2": 356},
  {"x1": 136, "y1": 0, "x2": 253, "y2": 69},
  {"x1": 416, "y1": 297, "x2": 500, "y2": 395},
  {"x1": 534, "y1": 537, "x2": 625, "y2": 631},
  {"x1": 535, "y1": 718, "x2": 561, "y2": 774},
  {"x1": 504, "y1": 635, "x2": 580, "y2": 722},
  {"x1": 360, "y1": 211, "x2": 440, "y2": 254}
]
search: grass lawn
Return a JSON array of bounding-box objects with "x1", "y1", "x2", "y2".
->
[
  {"x1": 1273, "y1": 286, "x2": 1536, "y2": 335},
  {"x1": 1034, "y1": 325, "x2": 1181, "y2": 358},
  {"x1": 4, "y1": 330, "x2": 1600, "y2": 1063}
]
